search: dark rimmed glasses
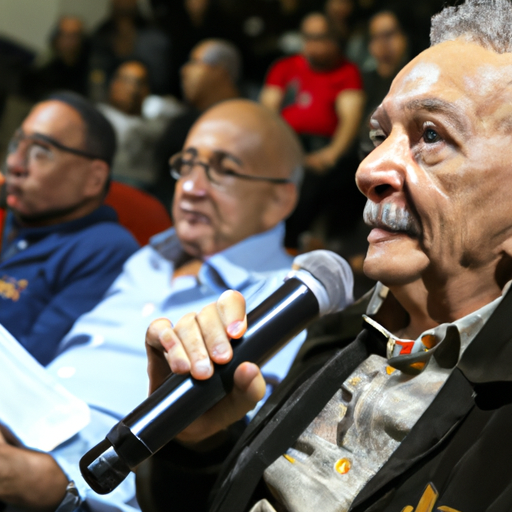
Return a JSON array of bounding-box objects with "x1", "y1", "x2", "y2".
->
[
  {"x1": 7, "y1": 129, "x2": 103, "y2": 167},
  {"x1": 169, "y1": 149, "x2": 293, "y2": 189}
]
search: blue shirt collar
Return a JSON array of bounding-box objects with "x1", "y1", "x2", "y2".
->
[
  {"x1": 1, "y1": 205, "x2": 119, "y2": 260},
  {"x1": 4, "y1": 205, "x2": 117, "y2": 238},
  {"x1": 150, "y1": 223, "x2": 291, "y2": 291}
]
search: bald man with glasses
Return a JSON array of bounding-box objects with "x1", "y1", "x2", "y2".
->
[
  {"x1": 53, "y1": 98, "x2": 310, "y2": 383},
  {"x1": 0, "y1": 92, "x2": 139, "y2": 368},
  {"x1": 39, "y1": 99, "x2": 351, "y2": 511}
]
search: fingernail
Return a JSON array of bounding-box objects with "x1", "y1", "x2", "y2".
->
[
  {"x1": 212, "y1": 343, "x2": 229, "y2": 359},
  {"x1": 160, "y1": 328, "x2": 174, "y2": 350},
  {"x1": 194, "y1": 358, "x2": 211, "y2": 377},
  {"x1": 166, "y1": 353, "x2": 189, "y2": 374},
  {"x1": 227, "y1": 320, "x2": 244, "y2": 338}
]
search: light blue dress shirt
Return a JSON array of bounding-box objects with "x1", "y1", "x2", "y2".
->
[{"x1": 45, "y1": 223, "x2": 308, "y2": 512}]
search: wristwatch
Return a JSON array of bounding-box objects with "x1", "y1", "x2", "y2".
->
[{"x1": 55, "y1": 481, "x2": 82, "y2": 512}]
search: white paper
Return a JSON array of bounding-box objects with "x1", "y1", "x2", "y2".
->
[{"x1": 0, "y1": 325, "x2": 90, "y2": 451}]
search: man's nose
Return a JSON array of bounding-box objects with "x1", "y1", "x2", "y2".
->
[
  {"x1": 179, "y1": 164, "x2": 210, "y2": 197},
  {"x1": 355, "y1": 131, "x2": 408, "y2": 203},
  {"x1": 5, "y1": 146, "x2": 27, "y2": 173}
]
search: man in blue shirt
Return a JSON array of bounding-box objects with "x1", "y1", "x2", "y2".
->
[
  {"x1": 0, "y1": 93, "x2": 137, "y2": 365},
  {"x1": 0, "y1": 99, "x2": 353, "y2": 512},
  {"x1": 0, "y1": 92, "x2": 139, "y2": 366},
  {"x1": 0, "y1": 93, "x2": 140, "y2": 511}
]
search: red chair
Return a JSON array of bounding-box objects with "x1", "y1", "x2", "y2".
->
[{"x1": 105, "y1": 181, "x2": 172, "y2": 246}]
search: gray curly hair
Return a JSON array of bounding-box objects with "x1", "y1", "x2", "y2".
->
[{"x1": 431, "y1": 0, "x2": 512, "y2": 53}]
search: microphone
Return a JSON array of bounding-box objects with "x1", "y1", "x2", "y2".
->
[{"x1": 80, "y1": 250, "x2": 353, "y2": 494}]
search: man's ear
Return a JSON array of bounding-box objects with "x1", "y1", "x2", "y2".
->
[
  {"x1": 496, "y1": 241, "x2": 512, "y2": 289},
  {"x1": 84, "y1": 160, "x2": 110, "y2": 198},
  {"x1": 262, "y1": 182, "x2": 298, "y2": 229}
]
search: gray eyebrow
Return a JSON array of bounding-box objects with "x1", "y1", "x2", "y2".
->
[
  {"x1": 404, "y1": 98, "x2": 469, "y2": 135},
  {"x1": 183, "y1": 147, "x2": 244, "y2": 167}
]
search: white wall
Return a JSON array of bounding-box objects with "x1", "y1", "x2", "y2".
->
[
  {"x1": 58, "y1": 0, "x2": 110, "y2": 32},
  {"x1": 0, "y1": 0, "x2": 61, "y2": 51},
  {"x1": 0, "y1": 0, "x2": 111, "y2": 52}
]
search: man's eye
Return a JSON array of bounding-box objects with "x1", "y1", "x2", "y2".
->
[
  {"x1": 423, "y1": 127, "x2": 441, "y2": 143},
  {"x1": 369, "y1": 129, "x2": 386, "y2": 147},
  {"x1": 215, "y1": 158, "x2": 239, "y2": 177},
  {"x1": 179, "y1": 158, "x2": 195, "y2": 171},
  {"x1": 28, "y1": 144, "x2": 52, "y2": 161},
  {"x1": 218, "y1": 166, "x2": 238, "y2": 177}
]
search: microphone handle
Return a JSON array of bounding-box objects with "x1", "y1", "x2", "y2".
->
[{"x1": 81, "y1": 277, "x2": 319, "y2": 494}]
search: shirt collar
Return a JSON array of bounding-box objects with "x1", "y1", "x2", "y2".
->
[
  {"x1": 363, "y1": 282, "x2": 506, "y2": 376},
  {"x1": 1, "y1": 206, "x2": 118, "y2": 259},
  {"x1": 4, "y1": 205, "x2": 117, "y2": 237},
  {"x1": 150, "y1": 223, "x2": 290, "y2": 291}
]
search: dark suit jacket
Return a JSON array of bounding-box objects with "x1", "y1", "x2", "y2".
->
[
  {"x1": 138, "y1": 289, "x2": 512, "y2": 512},
  {"x1": 350, "y1": 288, "x2": 512, "y2": 512}
]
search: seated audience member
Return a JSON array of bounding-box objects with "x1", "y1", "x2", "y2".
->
[
  {"x1": 260, "y1": 12, "x2": 365, "y2": 249},
  {"x1": 153, "y1": 38, "x2": 241, "y2": 208},
  {"x1": 98, "y1": 60, "x2": 169, "y2": 191},
  {"x1": 32, "y1": 99, "x2": 352, "y2": 510},
  {"x1": 150, "y1": 0, "x2": 245, "y2": 99},
  {"x1": 142, "y1": 1, "x2": 512, "y2": 511},
  {"x1": 21, "y1": 16, "x2": 90, "y2": 101},
  {"x1": 89, "y1": 0, "x2": 170, "y2": 102},
  {"x1": 0, "y1": 92, "x2": 138, "y2": 367},
  {"x1": 324, "y1": 0, "x2": 355, "y2": 42},
  {"x1": 324, "y1": 0, "x2": 367, "y2": 67},
  {"x1": 53, "y1": 99, "x2": 315, "y2": 391},
  {"x1": 359, "y1": 9, "x2": 409, "y2": 158},
  {"x1": 225, "y1": 0, "x2": 310, "y2": 88}
]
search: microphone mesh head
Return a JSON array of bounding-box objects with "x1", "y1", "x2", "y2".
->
[{"x1": 293, "y1": 250, "x2": 354, "y2": 315}]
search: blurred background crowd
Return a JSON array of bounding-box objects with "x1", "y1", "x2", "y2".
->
[{"x1": 0, "y1": 0, "x2": 447, "y2": 296}]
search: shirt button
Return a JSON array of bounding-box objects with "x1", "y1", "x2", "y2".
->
[
  {"x1": 334, "y1": 458, "x2": 351, "y2": 475},
  {"x1": 17, "y1": 240, "x2": 28, "y2": 250}
]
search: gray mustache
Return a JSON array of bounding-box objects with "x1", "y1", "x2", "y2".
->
[{"x1": 363, "y1": 200, "x2": 421, "y2": 235}]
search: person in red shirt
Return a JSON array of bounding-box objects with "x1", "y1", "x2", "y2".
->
[{"x1": 260, "y1": 12, "x2": 365, "y2": 249}]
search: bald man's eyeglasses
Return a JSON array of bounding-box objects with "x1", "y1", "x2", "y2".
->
[
  {"x1": 7, "y1": 130, "x2": 102, "y2": 167},
  {"x1": 169, "y1": 149, "x2": 292, "y2": 188}
]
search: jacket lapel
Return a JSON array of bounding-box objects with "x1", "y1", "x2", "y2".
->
[
  {"x1": 351, "y1": 287, "x2": 512, "y2": 511},
  {"x1": 211, "y1": 329, "x2": 379, "y2": 512}
]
